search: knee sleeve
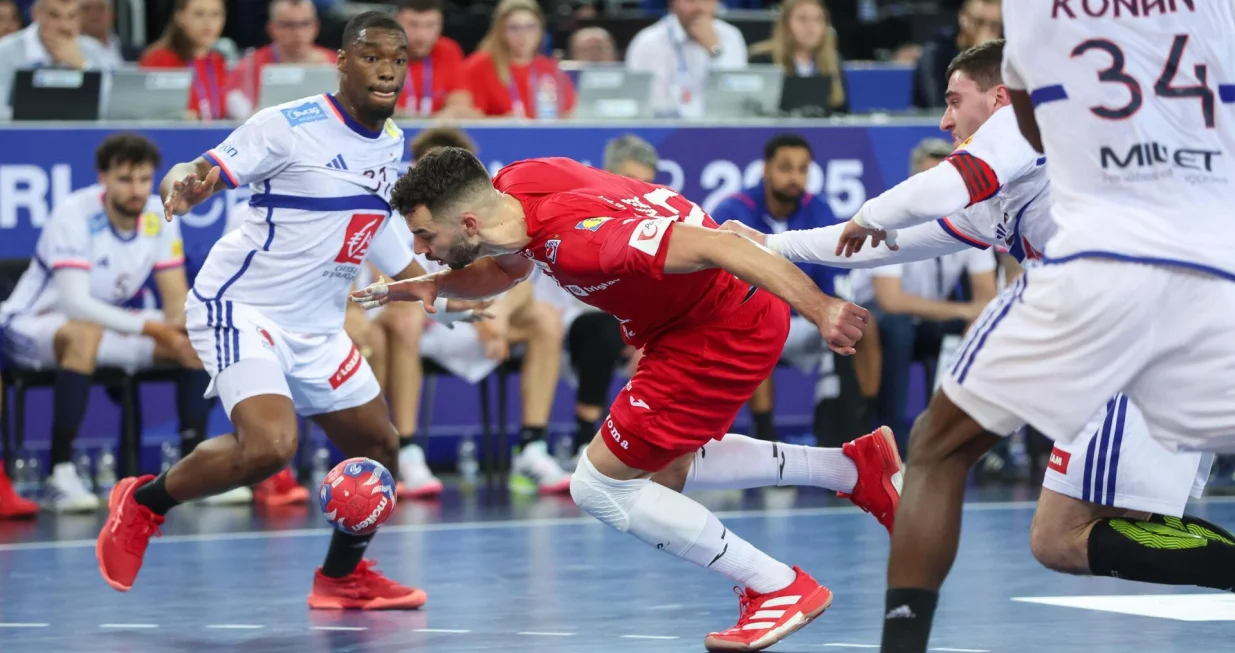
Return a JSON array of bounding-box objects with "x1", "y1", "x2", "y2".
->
[
  {"x1": 96, "y1": 331, "x2": 156, "y2": 373},
  {"x1": 571, "y1": 453, "x2": 721, "y2": 566}
]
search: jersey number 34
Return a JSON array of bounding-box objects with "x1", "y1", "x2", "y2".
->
[{"x1": 1074, "y1": 34, "x2": 1215, "y2": 128}]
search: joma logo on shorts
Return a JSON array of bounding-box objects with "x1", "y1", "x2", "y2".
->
[
  {"x1": 606, "y1": 418, "x2": 629, "y2": 450},
  {"x1": 330, "y1": 345, "x2": 362, "y2": 389}
]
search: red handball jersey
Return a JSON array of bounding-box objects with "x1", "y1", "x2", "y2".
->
[{"x1": 494, "y1": 158, "x2": 753, "y2": 348}]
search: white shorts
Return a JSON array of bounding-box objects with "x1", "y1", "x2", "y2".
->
[
  {"x1": 420, "y1": 320, "x2": 502, "y2": 384},
  {"x1": 940, "y1": 258, "x2": 1235, "y2": 453},
  {"x1": 186, "y1": 295, "x2": 380, "y2": 417},
  {"x1": 1, "y1": 309, "x2": 162, "y2": 373},
  {"x1": 1042, "y1": 394, "x2": 1213, "y2": 516},
  {"x1": 782, "y1": 315, "x2": 841, "y2": 402}
]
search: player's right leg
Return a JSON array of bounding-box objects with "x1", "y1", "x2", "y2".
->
[{"x1": 96, "y1": 299, "x2": 301, "y2": 592}]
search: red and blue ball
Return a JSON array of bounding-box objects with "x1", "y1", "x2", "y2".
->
[{"x1": 318, "y1": 457, "x2": 397, "y2": 535}]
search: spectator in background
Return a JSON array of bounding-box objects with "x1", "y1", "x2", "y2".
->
[
  {"x1": 463, "y1": 0, "x2": 575, "y2": 119},
  {"x1": 534, "y1": 134, "x2": 657, "y2": 461},
  {"x1": 869, "y1": 139, "x2": 998, "y2": 453},
  {"x1": 0, "y1": 0, "x2": 24, "y2": 38},
  {"x1": 393, "y1": 0, "x2": 478, "y2": 118},
  {"x1": 0, "y1": 0, "x2": 117, "y2": 121},
  {"x1": 712, "y1": 134, "x2": 867, "y2": 446},
  {"x1": 749, "y1": 0, "x2": 847, "y2": 114},
  {"x1": 139, "y1": 0, "x2": 227, "y2": 121},
  {"x1": 566, "y1": 26, "x2": 615, "y2": 63},
  {"x1": 80, "y1": 0, "x2": 136, "y2": 61},
  {"x1": 222, "y1": 0, "x2": 335, "y2": 119},
  {"x1": 625, "y1": 0, "x2": 746, "y2": 119},
  {"x1": 0, "y1": 135, "x2": 209, "y2": 512},
  {"x1": 912, "y1": 0, "x2": 1000, "y2": 108}
]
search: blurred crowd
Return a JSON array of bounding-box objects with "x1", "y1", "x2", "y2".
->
[{"x1": 0, "y1": 0, "x2": 1003, "y2": 120}]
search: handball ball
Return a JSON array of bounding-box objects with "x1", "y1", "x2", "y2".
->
[{"x1": 318, "y1": 457, "x2": 397, "y2": 536}]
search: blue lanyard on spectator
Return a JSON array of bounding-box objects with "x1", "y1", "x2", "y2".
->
[
  {"x1": 406, "y1": 56, "x2": 433, "y2": 116},
  {"x1": 509, "y1": 68, "x2": 538, "y2": 118},
  {"x1": 194, "y1": 59, "x2": 221, "y2": 119}
]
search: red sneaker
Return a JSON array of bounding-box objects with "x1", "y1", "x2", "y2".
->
[
  {"x1": 95, "y1": 475, "x2": 164, "y2": 592},
  {"x1": 307, "y1": 559, "x2": 427, "y2": 610},
  {"x1": 0, "y1": 465, "x2": 37, "y2": 519},
  {"x1": 254, "y1": 468, "x2": 310, "y2": 507},
  {"x1": 703, "y1": 567, "x2": 833, "y2": 652},
  {"x1": 839, "y1": 426, "x2": 903, "y2": 534}
]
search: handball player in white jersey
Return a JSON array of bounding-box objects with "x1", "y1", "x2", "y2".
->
[
  {"x1": 820, "y1": 5, "x2": 1235, "y2": 651},
  {"x1": 726, "y1": 37, "x2": 1235, "y2": 598},
  {"x1": 95, "y1": 11, "x2": 482, "y2": 609}
]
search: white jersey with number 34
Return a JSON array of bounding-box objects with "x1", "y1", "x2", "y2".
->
[{"x1": 1001, "y1": 1, "x2": 1235, "y2": 280}]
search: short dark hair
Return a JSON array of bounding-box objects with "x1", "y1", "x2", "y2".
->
[
  {"x1": 395, "y1": 0, "x2": 442, "y2": 14},
  {"x1": 390, "y1": 147, "x2": 491, "y2": 217},
  {"x1": 341, "y1": 11, "x2": 405, "y2": 47},
  {"x1": 946, "y1": 39, "x2": 1005, "y2": 91},
  {"x1": 763, "y1": 133, "x2": 812, "y2": 162},
  {"x1": 95, "y1": 134, "x2": 161, "y2": 173},
  {"x1": 411, "y1": 127, "x2": 477, "y2": 162}
]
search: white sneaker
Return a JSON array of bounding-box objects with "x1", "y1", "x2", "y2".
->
[
  {"x1": 398, "y1": 443, "x2": 443, "y2": 499},
  {"x1": 510, "y1": 440, "x2": 572, "y2": 495},
  {"x1": 42, "y1": 462, "x2": 101, "y2": 513},
  {"x1": 198, "y1": 486, "x2": 254, "y2": 505}
]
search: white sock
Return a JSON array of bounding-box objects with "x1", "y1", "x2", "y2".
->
[
  {"x1": 683, "y1": 433, "x2": 858, "y2": 494},
  {"x1": 573, "y1": 455, "x2": 797, "y2": 594}
]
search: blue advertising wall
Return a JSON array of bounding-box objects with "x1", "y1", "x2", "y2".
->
[{"x1": 0, "y1": 120, "x2": 941, "y2": 462}]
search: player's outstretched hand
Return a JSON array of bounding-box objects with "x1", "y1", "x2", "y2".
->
[
  {"x1": 163, "y1": 166, "x2": 221, "y2": 220},
  {"x1": 817, "y1": 297, "x2": 869, "y2": 356},
  {"x1": 445, "y1": 298, "x2": 495, "y2": 322},
  {"x1": 835, "y1": 218, "x2": 898, "y2": 257},
  {"x1": 351, "y1": 275, "x2": 438, "y2": 310},
  {"x1": 720, "y1": 220, "x2": 768, "y2": 246}
]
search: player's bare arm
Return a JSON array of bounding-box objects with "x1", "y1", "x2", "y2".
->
[
  {"x1": 386, "y1": 258, "x2": 494, "y2": 317},
  {"x1": 663, "y1": 223, "x2": 869, "y2": 355},
  {"x1": 351, "y1": 253, "x2": 531, "y2": 309},
  {"x1": 1008, "y1": 89, "x2": 1043, "y2": 153},
  {"x1": 160, "y1": 157, "x2": 224, "y2": 220}
]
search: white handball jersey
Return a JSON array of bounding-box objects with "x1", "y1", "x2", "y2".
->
[
  {"x1": 1002, "y1": 2, "x2": 1235, "y2": 279},
  {"x1": 0, "y1": 185, "x2": 183, "y2": 324},
  {"x1": 939, "y1": 106, "x2": 1056, "y2": 264},
  {"x1": 194, "y1": 94, "x2": 416, "y2": 334}
]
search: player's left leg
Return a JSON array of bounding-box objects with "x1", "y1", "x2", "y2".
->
[
  {"x1": 506, "y1": 300, "x2": 570, "y2": 494},
  {"x1": 296, "y1": 332, "x2": 425, "y2": 610}
]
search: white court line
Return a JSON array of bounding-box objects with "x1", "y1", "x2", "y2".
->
[
  {"x1": 413, "y1": 628, "x2": 471, "y2": 633},
  {"x1": 931, "y1": 648, "x2": 989, "y2": 652},
  {"x1": 0, "y1": 500, "x2": 1061, "y2": 552},
  {"x1": 517, "y1": 631, "x2": 575, "y2": 636},
  {"x1": 311, "y1": 626, "x2": 368, "y2": 632},
  {"x1": 206, "y1": 624, "x2": 264, "y2": 630},
  {"x1": 99, "y1": 624, "x2": 158, "y2": 629},
  {"x1": 823, "y1": 645, "x2": 879, "y2": 649},
  {"x1": 622, "y1": 635, "x2": 680, "y2": 640},
  {"x1": 0, "y1": 623, "x2": 49, "y2": 628}
]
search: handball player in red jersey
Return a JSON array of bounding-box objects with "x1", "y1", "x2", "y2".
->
[{"x1": 353, "y1": 150, "x2": 904, "y2": 652}]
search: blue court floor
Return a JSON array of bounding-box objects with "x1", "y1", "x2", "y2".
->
[{"x1": 1, "y1": 485, "x2": 1233, "y2": 653}]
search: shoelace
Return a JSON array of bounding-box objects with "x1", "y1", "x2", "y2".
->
[
  {"x1": 731, "y1": 586, "x2": 758, "y2": 628},
  {"x1": 122, "y1": 517, "x2": 162, "y2": 555}
]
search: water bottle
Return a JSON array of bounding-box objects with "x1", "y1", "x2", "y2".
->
[
  {"x1": 553, "y1": 432, "x2": 575, "y2": 471},
  {"x1": 160, "y1": 441, "x2": 179, "y2": 474},
  {"x1": 11, "y1": 452, "x2": 30, "y2": 498},
  {"x1": 24, "y1": 453, "x2": 40, "y2": 497},
  {"x1": 310, "y1": 446, "x2": 331, "y2": 492},
  {"x1": 457, "y1": 436, "x2": 479, "y2": 486},
  {"x1": 535, "y1": 74, "x2": 559, "y2": 120},
  {"x1": 95, "y1": 445, "x2": 117, "y2": 495},
  {"x1": 75, "y1": 448, "x2": 94, "y2": 492}
]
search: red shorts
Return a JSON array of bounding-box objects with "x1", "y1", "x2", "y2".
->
[{"x1": 602, "y1": 289, "x2": 791, "y2": 472}]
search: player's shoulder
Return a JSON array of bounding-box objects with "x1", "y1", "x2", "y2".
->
[
  {"x1": 49, "y1": 185, "x2": 106, "y2": 228},
  {"x1": 253, "y1": 94, "x2": 335, "y2": 133},
  {"x1": 714, "y1": 190, "x2": 758, "y2": 214}
]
